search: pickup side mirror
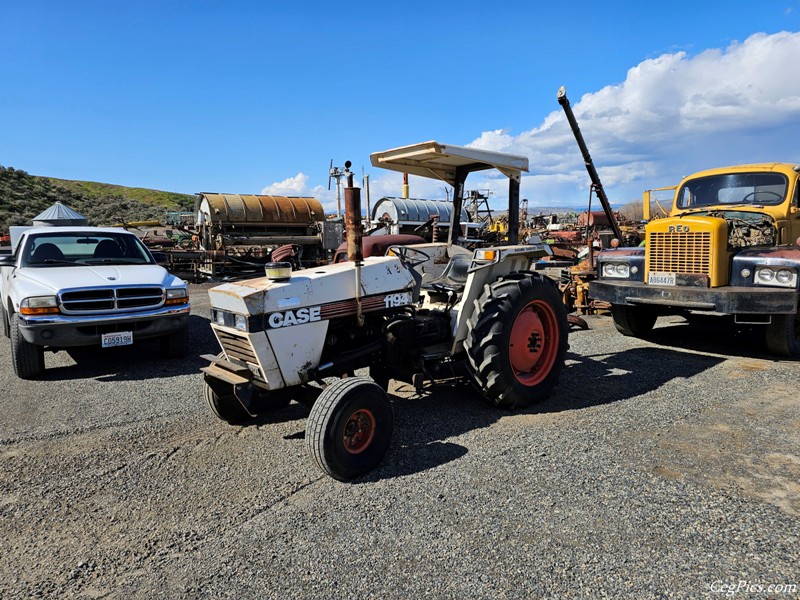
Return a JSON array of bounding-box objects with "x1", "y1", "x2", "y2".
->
[
  {"x1": 150, "y1": 251, "x2": 168, "y2": 264},
  {"x1": 0, "y1": 254, "x2": 15, "y2": 266}
]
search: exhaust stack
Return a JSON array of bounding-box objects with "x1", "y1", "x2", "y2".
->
[{"x1": 343, "y1": 161, "x2": 365, "y2": 326}]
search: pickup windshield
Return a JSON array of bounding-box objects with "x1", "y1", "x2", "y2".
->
[
  {"x1": 21, "y1": 232, "x2": 155, "y2": 268},
  {"x1": 677, "y1": 172, "x2": 788, "y2": 209}
]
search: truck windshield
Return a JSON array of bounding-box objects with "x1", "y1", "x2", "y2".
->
[
  {"x1": 21, "y1": 232, "x2": 155, "y2": 267},
  {"x1": 677, "y1": 172, "x2": 788, "y2": 209}
]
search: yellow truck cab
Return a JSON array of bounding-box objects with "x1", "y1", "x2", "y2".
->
[{"x1": 590, "y1": 163, "x2": 800, "y2": 356}]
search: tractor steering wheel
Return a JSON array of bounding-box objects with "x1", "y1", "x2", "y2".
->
[{"x1": 390, "y1": 245, "x2": 430, "y2": 268}]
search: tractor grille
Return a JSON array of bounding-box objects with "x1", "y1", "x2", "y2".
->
[
  {"x1": 59, "y1": 287, "x2": 164, "y2": 313},
  {"x1": 216, "y1": 330, "x2": 258, "y2": 364},
  {"x1": 648, "y1": 231, "x2": 712, "y2": 275}
]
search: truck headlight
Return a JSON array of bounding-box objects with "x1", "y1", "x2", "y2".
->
[
  {"x1": 601, "y1": 262, "x2": 631, "y2": 278},
  {"x1": 165, "y1": 288, "x2": 189, "y2": 305},
  {"x1": 755, "y1": 266, "x2": 797, "y2": 288},
  {"x1": 234, "y1": 314, "x2": 248, "y2": 331},
  {"x1": 20, "y1": 296, "x2": 60, "y2": 315}
]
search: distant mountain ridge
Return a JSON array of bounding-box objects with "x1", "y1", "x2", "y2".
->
[{"x1": 0, "y1": 165, "x2": 195, "y2": 231}]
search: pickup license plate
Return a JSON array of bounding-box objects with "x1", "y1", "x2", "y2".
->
[
  {"x1": 648, "y1": 272, "x2": 676, "y2": 286},
  {"x1": 101, "y1": 331, "x2": 133, "y2": 348}
]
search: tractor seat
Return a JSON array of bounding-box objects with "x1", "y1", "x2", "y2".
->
[{"x1": 422, "y1": 254, "x2": 472, "y2": 293}]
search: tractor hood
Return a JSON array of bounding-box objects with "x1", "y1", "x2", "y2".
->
[{"x1": 208, "y1": 255, "x2": 417, "y2": 316}]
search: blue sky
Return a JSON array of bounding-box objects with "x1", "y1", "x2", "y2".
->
[{"x1": 3, "y1": 1, "x2": 800, "y2": 213}]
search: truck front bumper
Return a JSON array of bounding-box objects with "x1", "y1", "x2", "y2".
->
[
  {"x1": 589, "y1": 280, "x2": 798, "y2": 314},
  {"x1": 18, "y1": 304, "x2": 190, "y2": 348}
]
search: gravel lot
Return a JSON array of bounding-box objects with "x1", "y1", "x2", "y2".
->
[{"x1": 1, "y1": 282, "x2": 798, "y2": 598}]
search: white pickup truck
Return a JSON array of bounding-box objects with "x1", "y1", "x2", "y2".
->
[{"x1": 0, "y1": 226, "x2": 190, "y2": 379}]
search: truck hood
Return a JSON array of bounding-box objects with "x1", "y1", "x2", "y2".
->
[{"x1": 17, "y1": 264, "x2": 172, "y2": 293}]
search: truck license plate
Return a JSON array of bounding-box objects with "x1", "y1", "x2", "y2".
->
[
  {"x1": 101, "y1": 331, "x2": 133, "y2": 348},
  {"x1": 648, "y1": 272, "x2": 676, "y2": 286}
]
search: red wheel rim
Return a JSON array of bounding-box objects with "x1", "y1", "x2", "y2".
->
[
  {"x1": 508, "y1": 300, "x2": 560, "y2": 386},
  {"x1": 343, "y1": 408, "x2": 376, "y2": 454}
]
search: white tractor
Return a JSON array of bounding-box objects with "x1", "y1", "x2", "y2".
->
[{"x1": 202, "y1": 142, "x2": 569, "y2": 480}]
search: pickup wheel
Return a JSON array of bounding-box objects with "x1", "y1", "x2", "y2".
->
[
  {"x1": 465, "y1": 272, "x2": 569, "y2": 409},
  {"x1": 306, "y1": 377, "x2": 393, "y2": 481},
  {"x1": 765, "y1": 311, "x2": 800, "y2": 357},
  {"x1": 161, "y1": 324, "x2": 189, "y2": 358},
  {"x1": 10, "y1": 313, "x2": 44, "y2": 379},
  {"x1": 611, "y1": 304, "x2": 658, "y2": 337},
  {"x1": 2, "y1": 305, "x2": 9, "y2": 339}
]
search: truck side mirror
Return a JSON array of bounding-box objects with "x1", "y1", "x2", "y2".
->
[{"x1": 0, "y1": 254, "x2": 15, "y2": 266}]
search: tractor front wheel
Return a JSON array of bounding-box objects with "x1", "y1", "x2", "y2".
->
[
  {"x1": 306, "y1": 377, "x2": 393, "y2": 481},
  {"x1": 465, "y1": 272, "x2": 568, "y2": 409}
]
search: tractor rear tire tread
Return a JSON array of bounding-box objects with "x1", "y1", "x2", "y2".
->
[{"x1": 465, "y1": 273, "x2": 568, "y2": 409}]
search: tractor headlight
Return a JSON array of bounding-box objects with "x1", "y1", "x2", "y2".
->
[
  {"x1": 601, "y1": 262, "x2": 631, "y2": 279},
  {"x1": 212, "y1": 309, "x2": 249, "y2": 331},
  {"x1": 755, "y1": 266, "x2": 797, "y2": 288}
]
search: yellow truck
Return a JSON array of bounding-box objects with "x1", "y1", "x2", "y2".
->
[{"x1": 590, "y1": 163, "x2": 800, "y2": 356}]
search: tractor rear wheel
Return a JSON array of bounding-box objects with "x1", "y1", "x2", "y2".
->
[
  {"x1": 306, "y1": 377, "x2": 393, "y2": 481},
  {"x1": 610, "y1": 304, "x2": 658, "y2": 337},
  {"x1": 766, "y1": 310, "x2": 800, "y2": 357},
  {"x1": 465, "y1": 272, "x2": 568, "y2": 409}
]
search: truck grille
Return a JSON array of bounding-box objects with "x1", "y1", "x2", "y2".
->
[
  {"x1": 60, "y1": 287, "x2": 164, "y2": 313},
  {"x1": 648, "y1": 231, "x2": 712, "y2": 275}
]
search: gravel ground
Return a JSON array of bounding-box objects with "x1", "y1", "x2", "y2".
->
[{"x1": 1, "y1": 282, "x2": 798, "y2": 598}]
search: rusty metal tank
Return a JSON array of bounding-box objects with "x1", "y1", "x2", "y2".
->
[{"x1": 196, "y1": 194, "x2": 324, "y2": 226}]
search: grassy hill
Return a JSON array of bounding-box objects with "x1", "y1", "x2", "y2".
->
[{"x1": 0, "y1": 166, "x2": 196, "y2": 231}]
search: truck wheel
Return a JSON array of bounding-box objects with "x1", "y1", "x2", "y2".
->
[
  {"x1": 10, "y1": 313, "x2": 44, "y2": 379},
  {"x1": 306, "y1": 377, "x2": 393, "y2": 481},
  {"x1": 2, "y1": 305, "x2": 9, "y2": 339},
  {"x1": 611, "y1": 304, "x2": 658, "y2": 337},
  {"x1": 465, "y1": 273, "x2": 568, "y2": 409},
  {"x1": 766, "y1": 311, "x2": 800, "y2": 357},
  {"x1": 161, "y1": 324, "x2": 189, "y2": 358}
]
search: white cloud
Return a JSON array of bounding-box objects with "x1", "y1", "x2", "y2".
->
[
  {"x1": 261, "y1": 172, "x2": 339, "y2": 212},
  {"x1": 466, "y1": 30, "x2": 800, "y2": 208},
  {"x1": 267, "y1": 31, "x2": 800, "y2": 214}
]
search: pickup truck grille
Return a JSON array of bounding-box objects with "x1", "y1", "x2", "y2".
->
[
  {"x1": 648, "y1": 231, "x2": 712, "y2": 275},
  {"x1": 59, "y1": 286, "x2": 164, "y2": 313}
]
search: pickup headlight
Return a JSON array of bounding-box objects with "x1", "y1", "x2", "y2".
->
[
  {"x1": 20, "y1": 296, "x2": 60, "y2": 315},
  {"x1": 165, "y1": 288, "x2": 189, "y2": 305},
  {"x1": 601, "y1": 262, "x2": 634, "y2": 279},
  {"x1": 754, "y1": 266, "x2": 797, "y2": 288}
]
